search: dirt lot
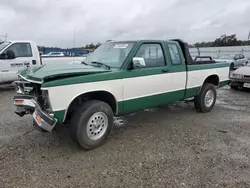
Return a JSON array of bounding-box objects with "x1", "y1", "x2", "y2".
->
[{"x1": 0, "y1": 85, "x2": 250, "y2": 188}]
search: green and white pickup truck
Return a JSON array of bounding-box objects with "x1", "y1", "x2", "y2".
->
[{"x1": 13, "y1": 39, "x2": 230, "y2": 150}]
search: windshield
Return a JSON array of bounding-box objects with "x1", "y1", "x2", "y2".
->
[
  {"x1": 0, "y1": 42, "x2": 10, "y2": 52},
  {"x1": 217, "y1": 54, "x2": 235, "y2": 59},
  {"x1": 84, "y1": 42, "x2": 135, "y2": 68}
]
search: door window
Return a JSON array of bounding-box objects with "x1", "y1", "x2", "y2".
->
[
  {"x1": 240, "y1": 54, "x2": 245, "y2": 59},
  {"x1": 134, "y1": 44, "x2": 165, "y2": 68},
  {"x1": 235, "y1": 55, "x2": 240, "y2": 60},
  {"x1": 167, "y1": 43, "x2": 181, "y2": 65},
  {"x1": 5, "y1": 43, "x2": 32, "y2": 57}
]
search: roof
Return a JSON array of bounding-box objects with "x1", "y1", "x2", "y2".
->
[{"x1": 106, "y1": 39, "x2": 185, "y2": 44}]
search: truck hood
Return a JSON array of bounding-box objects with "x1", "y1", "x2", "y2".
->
[
  {"x1": 18, "y1": 63, "x2": 111, "y2": 83},
  {"x1": 233, "y1": 66, "x2": 250, "y2": 75}
]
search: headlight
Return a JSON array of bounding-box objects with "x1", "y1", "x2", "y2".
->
[
  {"x1": 232, "y1": 74, "x2": 243, "y2": 79},
  {"x1": 41, "y1": 89, "x2": 52, "y2": 112}
]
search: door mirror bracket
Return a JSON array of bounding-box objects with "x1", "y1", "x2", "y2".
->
[
  {"x1": 6, "y1": 50, "x2": 16, "y2": 59},
  {"x1": 132, "y1": 57, "x2": 146, "y2": 68}
]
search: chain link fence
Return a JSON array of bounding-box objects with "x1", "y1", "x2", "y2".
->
[{"x1": 189, "y1": 45, "x2": 250, "y2": 59}]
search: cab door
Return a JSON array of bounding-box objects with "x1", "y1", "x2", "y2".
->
[
  {"x1": 0, "y1": 43, "x2": 33, "y2": 83},
  {"x1": 122, "y1": 41, "x2": 186, "y2": 114}
]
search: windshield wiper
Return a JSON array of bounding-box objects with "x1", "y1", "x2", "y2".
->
[
  {"x1": 90, "y1": 61, "x2": 111, "y2": 70},
  {"x1": 81, "y1": 61, "x2": 89, "y2": 65}
]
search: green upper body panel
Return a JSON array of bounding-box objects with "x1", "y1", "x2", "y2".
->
[
  {"x1": 18, "y1": 63, "x2": 112, "y2": 83},
  {"x1": 17, "y1": 39, "x2": 230, "y2": 88}
]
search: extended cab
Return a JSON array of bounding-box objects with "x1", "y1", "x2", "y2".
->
[
  {"x1": 0, "y1": 40, "x2": 87, "y2": 84},
  {"x1": 13, "y1": 39, "x2": 230, "y2": 150}
]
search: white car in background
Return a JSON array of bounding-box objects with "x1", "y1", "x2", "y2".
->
[
  {"x1": 214, "y1": 53, "x2": 248, "y2": 70},
  {"x1": 229, "y1": 62, "x2": 250, "y2": 89},
  {"x1": 41, "y1": 52, "x2": 66, "y2": 57}
]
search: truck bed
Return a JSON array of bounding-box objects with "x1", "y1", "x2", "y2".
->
[{"x1": 170, "y1": 39, "x2": 216, "y2": 65}]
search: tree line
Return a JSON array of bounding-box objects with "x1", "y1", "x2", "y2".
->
[
  {"x1": 38, "y1": 34, "x2": 250, "y2": 51},
  {"x1": 190, "y1": 34, "x2": 250, "y2": 48},
  {"x1": 38, "y1": 42, "x2": 102, "y2": 52}
]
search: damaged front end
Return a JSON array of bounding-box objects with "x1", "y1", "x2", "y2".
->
[
  {"x1": 13, "y1": 78, "x2": 57, "y2": 132},
  {"x1": 13, "y1": 80, "x2": 37, "y2": 117}
]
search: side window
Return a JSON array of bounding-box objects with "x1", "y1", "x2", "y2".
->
[
  {"x1": 168, "y1": 43, "x2": 181, "y2": 65},
  {"x1": 134, "y1": 44, "x2": 165, "y2": 68},
  {"x1": 5, "y1": 43, "x2": 32, "y2": 57},
  {"x1": 235, "y1": 55, "x2": 240, "y2": 60},
  {"x1": 240, "y1": 54, "x2": 244, "y2": 59}
]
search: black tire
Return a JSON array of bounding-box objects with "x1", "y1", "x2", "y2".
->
[
  {"x1": 230, "y1": 85, "x2": 238, "y2": 90},
  {"x1": 69, "y1": 100, "x2": 114, "y2": 150},
  {"x1": 194, "y1": 83, "x2": 217, "y2": 113}
]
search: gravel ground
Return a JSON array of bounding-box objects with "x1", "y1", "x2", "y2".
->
[{"x1": 0, "y1": 85, "x2": 250, "y2": 188}]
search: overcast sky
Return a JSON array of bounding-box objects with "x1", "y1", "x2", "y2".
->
[{"x1": 1, "y1": 0, "x2": 250, "y2": 48}]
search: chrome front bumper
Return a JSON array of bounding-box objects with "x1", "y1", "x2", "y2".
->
[
  {"x1": 14, "y1": 95, "x2": 35, "y2": 117},
  {"x1": 31, "y1": 99, "x2": 57, "y2": 132},
  {"x1": 13, "y1": 96, "x2": 57, "y2": 132}
]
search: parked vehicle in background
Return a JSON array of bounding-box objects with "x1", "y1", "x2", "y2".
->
[
  {"x1": 13, "y1": 39, "x2": 230, "y2": 150},
  {"x1": 0, "y1": 40, "x2": 41, "y2": 84},
  {"x1": 229, "y1": 62, "x2": 250, "y2": 89},
  {"x1": 214, "y1": 53, "x2": 248, "y2": 70},
  {"x1": 41, "y1": 52, "x2": 67, "y2": 57},
  {"x1": 0, "y1": 40, "x2": 87, "y2": 84}
]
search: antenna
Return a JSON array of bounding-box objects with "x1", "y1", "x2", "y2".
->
[
  {"x1": 0, "y1": 33, "x2": 7, "y2": 41},
  {"x1": 72, "y1": 26, "x2": 76, "y2": 63},
  {"x1": 73, "y1": 26, "x2": 76, "y2": 48}
]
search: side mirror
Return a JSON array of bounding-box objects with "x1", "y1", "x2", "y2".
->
[
  {"x1": 132, "y1": 57, "x2": 146, "y2": 68},
  {"x1": 6, "y1": 50, "x2": 16, "y2": 59}
]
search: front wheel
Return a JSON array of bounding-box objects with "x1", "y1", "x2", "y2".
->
[
  {"x1": 194, "y1": 83, "x2": 217, "y2": 113},
  {"x1": 69, "y1": 100, "x2": 114, "y2": 150}
]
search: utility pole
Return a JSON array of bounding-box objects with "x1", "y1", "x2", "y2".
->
[
  {"x1": 0, "y1": 33, "x2": 7, "y2": 41},
  {"x1": 72, "y1": 26, "x2": 76, "y2": 61}
]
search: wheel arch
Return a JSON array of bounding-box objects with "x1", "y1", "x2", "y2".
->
[
  {"x1": 198, "y1": 74, "x2": 219, "y2": 94},
  {"x1": 63, "y1": 90, "x2": 118, "y2": 123}
]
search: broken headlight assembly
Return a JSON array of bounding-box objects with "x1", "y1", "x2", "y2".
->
[{"x1": 41, "y1": 89, "x2": 52, "y2": 112}]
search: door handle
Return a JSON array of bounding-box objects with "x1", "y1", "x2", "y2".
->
[
  {"x1": 162, "y1": 68, "x2": 169, "y2": 73},
  {"x1": 32, "y1": 60, "x2": 36, "y2": 65}
]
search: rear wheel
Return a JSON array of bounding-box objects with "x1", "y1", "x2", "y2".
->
[
  {"x1": 69, "y1": 100, "x2": 114, "y2": 150},
  {"x1": 194, "y1": 83, "x2": 217, "y2": 113}
]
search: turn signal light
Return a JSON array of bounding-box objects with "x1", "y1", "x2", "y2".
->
[{"x1": 15, "y1": 100, "x2": 24, "y2": 105}]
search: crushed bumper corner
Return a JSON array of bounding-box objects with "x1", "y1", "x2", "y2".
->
[
  {"x1": 13, "y1": 95, "x2": 35, "y2": 117},
  {"x1": 31, "y1": 99, "x2": 57, "y2": 132}
]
